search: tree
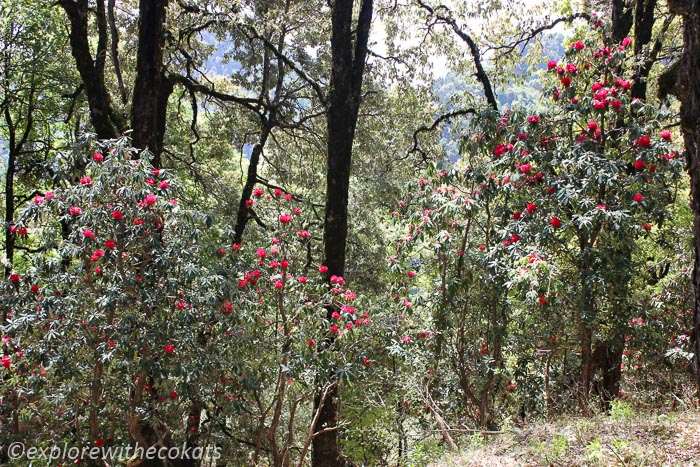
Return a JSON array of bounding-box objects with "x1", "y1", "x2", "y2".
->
[{"x1": 314, "y1": 0, "x2": 373, "y2": 464}]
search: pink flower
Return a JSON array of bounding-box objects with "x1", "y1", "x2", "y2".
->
[
  {"x1": 510, "y1": 234, "x2": 520, "y2": 243},
  {"x1": 621, "y1": 37, "x2": 632, "y2": 47},
  {"x1": 520, "y1": 164, "x2": 531, "y2": 174},
  {"x1": 660, "y1": 130, "x2": 672, "y2": 141},
  {"x1": 407, "y1": 271, "x2": 417, "y2": 278},
  {"x1": 319, "y1": 265, "x2": 329, "y2": 273},
  {"x1": 2, "y1": 355, "x2": 10, "y2": 368},
  {"x1": 527, "y1": 115, "x2": 540, "y2": 124},
  {"x1": 330, "y1": 325, "x2": 339, "y2": 333},
  {"x1": 159, "y1": 180, "x2": 169, "y2": 190},
  {"x1": 274, "y1": 280, "x2": 284, "y2": 290},
  {"x1": 253, "y1": 188, "x2": 264, "y2": 197},
  {"x1": 34, "y1": 196, "x2": 44, "y2": 205},
  {"x1": 297, "y1": 230, "x2": 310, "y2": 239},
  {"x1": 256, "y1": 248, "x2": 267, "y2": 259},
  {"x1": 152, "y1": 168, "x2": 160, "y2": 176},
  {"x1": 560, "y1": 77, "x2": 571, "y2": 87},
  {"x1": 45, "y1": 192, "x2": 55, "y2": 200},
  {"x1": 9, "y1": 273, "x2": 20, "y2": 283},
  {"x1": 69, "y1": 206, "x2": 82, "y2": 216},
  {"x1": 83, "y1": 229, "x2": 95, "y2": 240},
  {"x1": 401, "y1": 336, "x2": 411, "y2": 344},
  {"x1": 588, "y1": 121, "x2": 598, "y2": 131},
  {"x1": 298, "y1": 276, "x2": 307, "y2": 284},
  {"x1": 547, "y1": 60, "x2": 557, "y2": 70},
  {"x1": 572, "y1": 40, "x2": 585, "y2": 50},
  {"x1": 245, "y1": 199, "x2": 254, "y2": 207},
  {"x1": 93, "y1": 152, "x2": 104, "y2": 162},
  {"x1": 144, "y1": 194, "x2": 157, "y2": 205},
  {"x1": 274, "y1": 189, "x2": 283, "y2": 197},
  {"x1": 80, "y1": 176, "x2": 91, "y2": 185},
  {"x1": 526, "y1": 203, "x2": 537, "y2": 213},
  {"x1": 104, "y1": 239, "x2": 116, "y2": 249},
  {"x1": 513, "y1": 211, "x2": 521, "y2": 220},
  {"x1": 293, "y1": 207, "x2": 302, "y2": 215},
  {"x1": 279, "y1": 213, "x2": 292, "y2": 224},
  {"x1": 633, "y1": 193, "x2": 644, "y2": 202},
  {"x1": 112, "y1": 210, "x2": 124, "y2": 220}
]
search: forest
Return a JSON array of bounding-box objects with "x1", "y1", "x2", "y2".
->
[{"x1": 1, "y1": 0, "x2": 700, "y2": 465}]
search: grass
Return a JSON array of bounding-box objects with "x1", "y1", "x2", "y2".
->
[{"x1": 428, "y1": 408, "x2": 700, "y2": 466}]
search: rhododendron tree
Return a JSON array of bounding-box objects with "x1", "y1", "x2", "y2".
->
[
  {"x1": 0, "y1": 139, "x2": 372, "y2": 466},
  {"x1": 388, "y1": 23, "x2": 686, "y2": 430}
]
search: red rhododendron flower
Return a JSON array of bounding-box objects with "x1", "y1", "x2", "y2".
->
[
  {"x1": 642, "y1": 223, "x2": 652, "y2": 231},
  {"x1": 93, "y1": 152, "x2": 104, "y2": 162},
  {"x1": 513, "y1": 211, "x2": 521, "y2": 220},
  {"x1": 634, "y1": 159, "x2": 646, "y2": 171},
  {"x1": 2, "y1": 355, "x2": 10, "y2": 368},
  {"x1": 539, "y1": 295, "x2": 547, "y2": 305},
  {"x1": 407, "y1": 271, "x2": 417, "y2": 278},
  {"x1": 572, "y1": 40, "x2": 584, "y2": 50},
  {"x1": 636, "y1": 136, "x2": 651, "y2": 147},
  {"x1": 330, "y1": 325, "x2": 339, "y2": 333},
  {"x1": 550, "y1": 217, "x2": 562, "y2": 228},
  {"x1": 69, "y1": 206, "x2": 82, "y2": 216},
  {"x1": 520, "y1": 164, "x2": 531, "y2": 174},
  {"x1": 253, "y1": 188, "x2": 264, "y2": 197},
  {"x1": 588, "y1": 121, "x2": 598, "y2": 131},
  {"x1": 34, "y1": 195, "x2": 44, "y2": 205},
  {"x1": 560, "y1": 77, "x2": 571, "y2": 87},
  {"x1": 159, "y1": 180, "x2": 169, "y2": 190},
  {"x1": 83, "y1": 229, "x2": 95, "y2": 240},
  {"x1": 547, "y1": 60, "x2": 557, "y2": 70},
  {"x1": 279, "y1": 213, "x2": 292, "y2": 224},
  {"x1": 256, "y1": 248, "x2": 267, "y2": 259},
  {"x1": 660, "y1": 130, "x2": 672, "y2": 141},
  {"x1": 170, "y1": 391, "x2": 178, "y2": 399},
  {"x1": 245, "y1": 199, "x2": 254, "y2": 207},
  {"x1": 298, "y1": 276, "x2": 307, "y2": 284},
  {"x1": 526, "y1": 203, "x2": 537, "y2": 213},
  {"x1": 164, "y1": 345, "x2": 174, "y2": 354},
  {"x1": 274, "y1": 280, "x2": 284, "y2": 290},
  {"x1": 319, "y1": 265, "x2": 329, "y2": 273},
  {"x1": 144, "y1": 194, "x2": 157, "y2": 205},
  {"x1": 633, "y1": 193, "x2": 644, "y2": 202},
  {"x1": 621, "y1": 37, "x2": 632, "y2": 47},
  {"x1": 364, "y1": 358, "x2": 371, "y2": 366},
  {"x1": 274, "y1": 188, "x2": 283, "y2": 197},
  {"x1": 527, "y1": 115, "x2": 540, "y2": 124},
  {"x1": 112, "y1": 210, "x2": 124, "y2": 220},
  {"x1": 510, "y1": 234, "x2": 520, "y2": 243},
  {"x1": 30, "y1": 284, "x2": 39, "y2": 293},
  {"x1": 152, "y1": 168, "x2": 160, "y2": 176},
  {"x1": 45, "y1": 191, "x2": 55, "y2": 200},
  {"x1": 9, "y1": 273, "x2": 20, "y2": 283},
  {"x1": 401, "y1": 336, "x2": 411, "y2": 344},
  {"x1": 80, "y1": 176, "x2": 91, "y2": 185}
]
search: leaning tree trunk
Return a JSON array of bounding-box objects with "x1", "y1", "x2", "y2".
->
[{"x1": 312, "y1": 1, "x2": 373, "y2": 465}]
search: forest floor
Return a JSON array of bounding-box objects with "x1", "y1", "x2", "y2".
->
[{"x1": 430, "y1": 409, "x2": 700, "y2": 466}]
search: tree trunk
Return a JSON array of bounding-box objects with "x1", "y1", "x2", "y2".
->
[
  {"x1": 670, "y1": 0, "x2": 700, "y2": 399},
  {"x1": 611, "y1": 0, "x2": 634, "y2": 43},
  {"x1": 131, "y1": 0, "x2": 172, "y2": 167},
  {"x1": 233, "y1": 121, "x2": 273, "y2": 243},
  {"x1": 59, "y1": 0, "x2": 122, "y2": 139},
  {"x1": 3, "y1": 110, "x2": 16, "y2": 278},
  {"x1": 313, "y1": 0, "x2": 373, "y2": 465}
]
